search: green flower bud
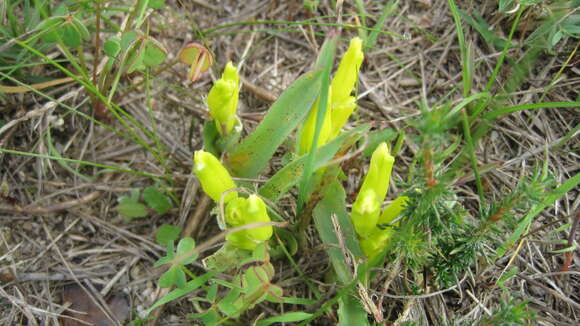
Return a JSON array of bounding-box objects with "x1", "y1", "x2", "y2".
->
[
  {"x1": 224, "y1": 197, "x2": 247, "y2": 226},
  {"x1": 330, "y1": 37, "x2": 363, "y2": 107},
  {"x1": 207, "y1": 62, "x2": 240, "y2": 135},
  {"x1": 193, "y1": 150, "x2": 237, "y2": 203},
  {"x1": 225, "y1": 194, "x2": 273, "y2": 250}
]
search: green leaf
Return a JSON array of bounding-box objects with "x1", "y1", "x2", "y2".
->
[
  {"x1": 104, "y1": 37, "x2": 122, "y2": 57},
  {"x1": 143, "y1": 186, "x2": 172, "y2": 214},
  {"x1": 361, "y1": 128, "x2": 397, "y2": 157},
  {"x1": 218, "y1": 287, "x2": 243, "y2": 317},
  {"x1": 203, "y1": 244, "x2": 252, "y2": 271},
  {"x1": 255, "y1": 312, "x2": 313, "y2": 326},
  {"x1": 226, "y1": 70, "x2": 323, "y2": 178},
  {"x1": 459, "y1": 10, "x2": 511, "y2": 50},
  {"x1": 159, "y1": 265, "x2": 185, "y2": 288},
  {"x1": 496, "y1": 267, "x2": 518, "y2": 289},
  {"x1": 127, "y1": 47, "x2": 145, "y2": 73},
  {"x1": 71, "y1": 17, "x2": 90, "y2": 41},
  {"x1": 176, "y1": 237, "x2": 197, "y2": 265},
  {"x1": 313, "y1": 180, "x2": 363, "y2": 284},
  {"x1": 259, "y1": 125, "x2": 368, "y2": 201},
  {"x1": 144, "y1": 271, "x2": 217, "y2": 315},
  {"x1": 338, "y1": 295, "x2": 369, "y2": 326},
  {"x1": 497, "y1": 172, "x2": 580, "y2": 257},
  {"x1": 155, "y1": 224, "x2": 181, "y2": 246},
  {"x1": 202, "y1": 120, "x2": 221, "y2": 156},
  {"x1": 364, "y1": 0, "x2": 399, "y2": 51},
  {"x1": 143, "y1": 41, "x2": 166, "y2": 67},
  {"x1": 148, "y1": 0, "x2": 165, "y2": 9},
  {"x1": 61, "y1": 23, "x2": 81, "y2": 47},
  {"x1": 120, "y1": 31, "x2": 138, "y2": 50},
  {"x1": 298, "y1": 35, "x2": 338, "y2": 208},
  {"x1": 116, "y1": 198, "x2": 148, "y2": 218},
  {"x1": 38, "y1": 16, "x2": 64, "y2": 43}
]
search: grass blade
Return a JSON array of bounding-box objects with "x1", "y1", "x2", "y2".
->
[{"x1": 497, "y1": 172, "x2": 580, "y2": 257}]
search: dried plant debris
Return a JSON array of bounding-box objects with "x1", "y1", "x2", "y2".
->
[{"x1": 60, "y1": 284, "x2": 129, "y2": 326}]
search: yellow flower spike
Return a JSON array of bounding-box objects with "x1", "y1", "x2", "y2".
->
[
  {"x1": 361, "y1": 196, "x2": 409, "y2": 259},
  {"x1": 350, "y1": 142, "x2": 395, "y2": 238},
  {"x1": 225, "y1": 194, "x2": 273, "y2": 250},
  {"x1": 193, "y1": 150, "x2": 237, "y2": 203},
  {"x1": 351, "y1": 189, "x2": 381, "y2": 238},
  {"x1": 329, "y1": 95, "x2": 356, "y2": 139},
  {"x1": 330, "y1": 37, "x2": 364, "y2": 106},
  {"x1": 297, "y1": 96, "x2": 333, "y2": 155},
  {"x1": 358, "y1": 142, "x2": 394, "y2": 206},
  {"x1": 207, "y1": 62, "x2": 240, "y2": 135}
]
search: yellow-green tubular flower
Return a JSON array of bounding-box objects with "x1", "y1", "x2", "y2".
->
[
  {"x1": 360, "y1": 196, "x2": 409, "y2": 259},
  {"x1": 297, "y1": 96, "x2": 333, "y2": 155},
  {"x1": 358, "y1": 142, "x2": 394, "y2": 206},
  {"x1": 351, "y1": 189, "x2": 381, "y2": 238},
  {"x1": 330, "y1": 37, "x2": 364, "y2": 107},
  {"x1": 329, "y1": 95, "x2": 356, "y2": 139},
  {"x1": 225, "y1": 194, "x2": 273, "y2": 250},
  {"x1": 207, "y1": 62, "x2": 240, "y2": 135},
  {"x1": 193, "y1": 150, "x2": 237, "y2": 203},
  {"x1": 351, "y1": 142, "x2": 395, "y2": 238}
]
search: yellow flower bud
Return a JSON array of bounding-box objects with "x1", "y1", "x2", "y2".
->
[
  {"x1": 225, "y1": 194, "x2": 273, "y2": 250},
  {"x1": 329, "y1": 96, "x2": 356, "y2": 139},
  {"x1": 244, "y1": 195, "x2": 273, "y2": 242},
  {"x1": 297, "y1": 96, "x2": 333, "y2": 155},
  {"x1": 330, "y1": 37, "x2": 363, "y2": 106},
  {"x1": 351, "y1": 189, "x2": 381, "y2": 238},
  {"x1": 193, "y1": 150, "x2": 237, "y2": 203},
  {"x1": 207, "y1": 62, "x2": 239, "y2": 135},
  {"x1": 224, "y1": 197, "x2": 246, "y2": 226},
  {"x1": 358, "y1": 142, "x2": 394, "y2": 206}
]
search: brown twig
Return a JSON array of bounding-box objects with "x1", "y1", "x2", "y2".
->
[
  {"x1": 0, "y1": 191, "x2": 101, "y2": 215},
  {"x1": 182, "y1": 194, "x2": 212, "y2": 238},
  {"x1": 560, "y1": 211, "x2": 579, "y2": 274}
]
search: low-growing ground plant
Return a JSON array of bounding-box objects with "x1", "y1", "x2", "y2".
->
[{"x1": 0, "y1": 1, "x2": 578, "y2": 325}]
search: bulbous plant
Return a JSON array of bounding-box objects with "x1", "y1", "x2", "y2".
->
[{"x1": 193, "y1": 150, "x2": 273, "y2": 250}]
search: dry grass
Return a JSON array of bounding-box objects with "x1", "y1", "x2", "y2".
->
[{"x1": 0, "y1": 1, "x2": 578, "y2": 325}]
